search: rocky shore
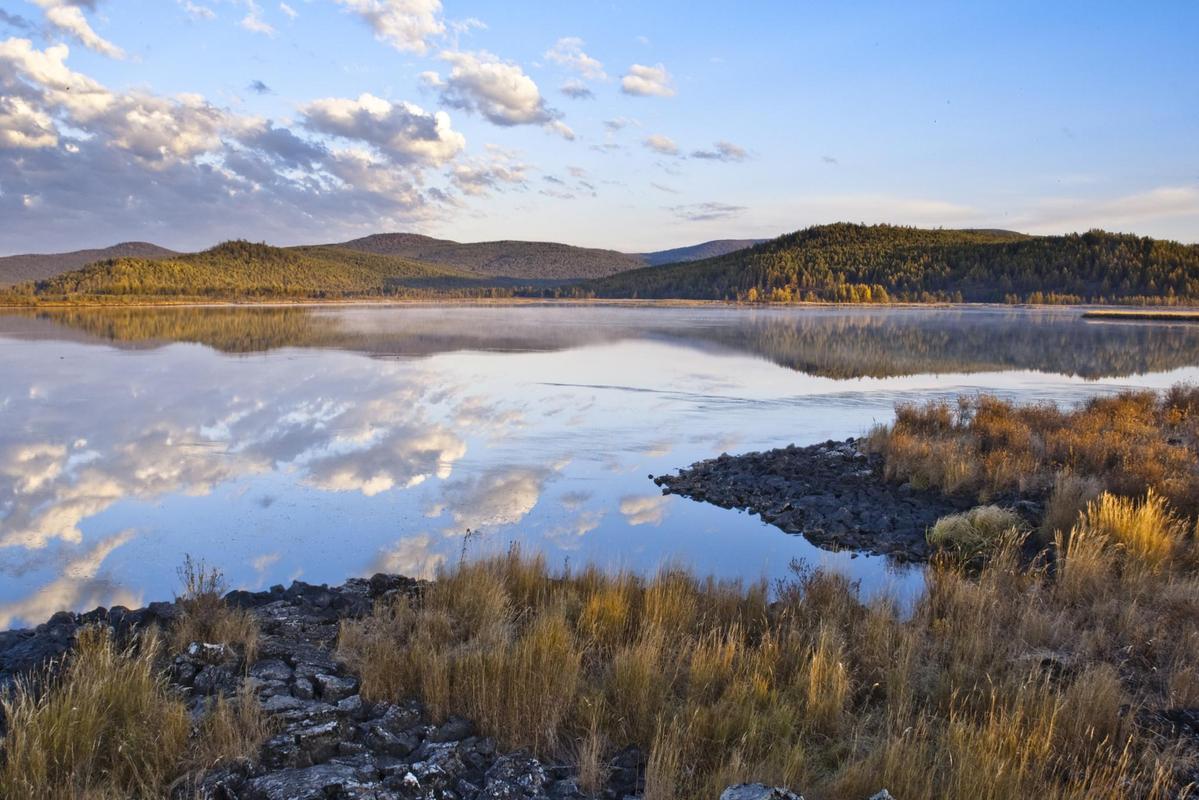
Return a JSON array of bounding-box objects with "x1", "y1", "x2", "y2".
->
[
  {"x1": 0, "y1": 574, "x2": 894, "y2": 800},
  {"x1": 652, "y1": 438, "x2": 994, "y2": 562}
]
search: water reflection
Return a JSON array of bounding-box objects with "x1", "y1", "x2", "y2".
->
[
  {"x1": 7, "y1": 304, "x2": 1199, "y2": 378},
  {"x1": 2, "y1": 304, "x2": 1198, "y2": 629}
]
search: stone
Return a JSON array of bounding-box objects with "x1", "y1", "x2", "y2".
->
[
  {"x1": 314, "y1": 672, "x2": 359, "y2": 702},
  {"x1": 243, "y1": 763, "x2": 377, "y2": 800},
  {"x1": 249, "y1": 658, "x2": 294, "y2": 682},
  {"x1": 293, "y1": 676, "x2": 315, "y2": 700},
  {"x1": 261, "y1": 694, "x2": 306, "y2": 714},
  {"x1": 429, "y1": 714, "x2": 475, "y2": 742},
  {"x1": 868, "y1": 792, "x2": 896, "y2": 800},
  {"x1": 720, "y1": 785, "x2": 804, "y2": 800}
]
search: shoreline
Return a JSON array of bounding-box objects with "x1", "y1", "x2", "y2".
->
[{"x1": 4, "y1": 296, "x2": 1198, "y2": 313}]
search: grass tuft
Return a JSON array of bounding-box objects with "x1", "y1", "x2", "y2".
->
[{"x1": 171, "y1": 555, "x2": 260, "y2": 664}]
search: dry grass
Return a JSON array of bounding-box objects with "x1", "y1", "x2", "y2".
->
[
  {"x1": 171, "y1": 554, "x2": 260, "y2": 664},
  {"x1": 869, "y1": 385, "x2": 1199, "y2": 516},
  {"x1": 926, "y1": 505, "x2": 1027, "y2": 565},
  {"x1": 0, "y1": 625, "x2": 272, "y2": 800},
  {"x1": 338, "y1": 536, "x2": 1199, "y2": 799}
]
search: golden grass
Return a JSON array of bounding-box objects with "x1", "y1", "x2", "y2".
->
[
  {"x1": 171, "y1": 555, "x2": 260, "y2": 664},
  {"x1": 338, "y1": 537, "x2": 1199, "y2": 800},
  {"x1": 0, "y1": 626, "x2": 272, "y2": 800},
  {"x1": 926, "y1": 505, "x2": 1027, "y2": 565},
  {"x1": 869, "y1": 385, "x2": 1199, "y2": 516}
]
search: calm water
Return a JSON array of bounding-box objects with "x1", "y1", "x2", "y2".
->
[{"x1": 3, "y1": 304, "x2": 1199, "y2": 629}]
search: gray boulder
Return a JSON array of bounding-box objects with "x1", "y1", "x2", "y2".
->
[{"x1": 720, "y1": 785, "x2": 804, "y2": 800}]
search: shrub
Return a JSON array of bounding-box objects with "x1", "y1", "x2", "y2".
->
[
  {"x1": 927, "y1": 505, "x2": 1027, "y2": 564},
  {"x1": 171, "y1": 555, "x2": 259, "y2": 664}
]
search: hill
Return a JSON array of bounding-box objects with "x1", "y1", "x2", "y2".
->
[
  {"x1": 334, "y1": 233, "x2": 643, "y2": 280},
  {"x1": 0, "y1": 242, "x2": 178, "y2": 287},
  {"x1": 11, "y1": 240, "x2": 505, "y2": 301},
  {"x1": 583, "y1": 224, "x2": 1199, "y2": 304},
  {"x1": 638, "y1": 239, "x2": 768, "y2": 266}
]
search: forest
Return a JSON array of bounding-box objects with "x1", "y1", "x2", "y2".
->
[{"x1": 577, "y1": 224, "x2": 1199, "y2": 304}]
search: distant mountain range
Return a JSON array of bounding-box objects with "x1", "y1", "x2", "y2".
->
[
  {"x1": 5, "y1": 224, "x2": 1197, "y2": 304},
  {"x1": 0, "y1": 235, "x2": 770, "y2": 287},
  {"x1": 0, "y1": 242, "x2": 178, "y2": 286},
  {"x1": 637, "y1": 239, "x2": 769, "y2": 266}
]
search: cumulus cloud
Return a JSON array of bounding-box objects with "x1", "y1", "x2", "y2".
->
[
  {"x1": 642, "y1": 134, "x2": 679, "y2": 156},
  {"x1": 334, "y1": 0, "x2": 444, "y2": 55},
  {"x1": 691, "y1": 140, "x2": 747, "y2": 162},
  {"x1": 279, "y1": 2, "x2": 297, "y2": 20},
  {"x1": 449, "y1": 145, "x2": 529, "y2": 196},
  {"x1": 0, "y1": 95, "x2": 58, "y2": 148},
  {"x1": 0, "y1": 39, "x2": 459, "y2": 252},
  {"x1": 177, "y1": 1, "x2": 215, "y2": 20},
  {"x1": 670, "y1": 202, "x2": 747, "y2": 222},
  {"x1": 603, "y1": 117, "x2": 636, "y2": 132},
  {"x1": 544, "y1": 37, "x2": 606, "y2": 80},
  {"x1": 620, "y1": 63, "x2": 675, "y2": 97},
  {"x1": 301, "y1": 92, "x2": 465, "y2": 165},
  {"x1": 32, "y1": 0, "x2": 125, "y2": 59},
  {"x1": 425, "y1": 50, "x2": 571, "y2": 139},
  {"x1": 248, "y1": 79, "x2": 272, "y2": 94},
  {"x1": 560, "y1": 79, "x2": 593, "y2": 100}
]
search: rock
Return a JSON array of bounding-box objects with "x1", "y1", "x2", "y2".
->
[
  {"x1": 868, "y1": 792, "x2": 897, "y2": 800},
  {"x1": 193, "y1": 665, "x2": 238, "y2": 696},
  {"x1": 293, "y1": 676, "x2": 315, "y2": 700},
  {"x1": 243, "y1": 763, "x2": 377, "y2": 800},
  {"x1": 429, "y1": 714, "x2": 475, "y2": 742},
  {"x1": 483, "y1": 753, "x2": 548, "y2": 798},
  {"x1": 654, "y1": 439, "x2": 980, "y2": 562},
  {"x1": 250, "y1": 658, "x2": 294, "y2": 682},
  {"x1": 313, "y1": 672, "x2": 359, "y2": 702},
  {"x1": 720, "y1": 785, "x2": 804, "y2": 800}
]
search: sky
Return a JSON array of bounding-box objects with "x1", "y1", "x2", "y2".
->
[{"x1": 0, "y1": 0, "x2": 1196, "y2": 255}]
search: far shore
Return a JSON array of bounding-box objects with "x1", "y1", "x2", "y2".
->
[{"x1": 4, "y1": 296, "x2": 1199, "y2": 314}]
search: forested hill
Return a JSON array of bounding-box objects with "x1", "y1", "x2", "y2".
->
[
  {"x1": 582, "y1": 224, "x2": 1199, "y2": 304},
  {"x1": 13, "y1": 241, "x2": 496, "y2": 301},
  {"x1": 0, "y1": 242, "x2": 178, "y2": 287},
  {"x1": 334, "y1": 233, "x2": 644, "y2": 280}
]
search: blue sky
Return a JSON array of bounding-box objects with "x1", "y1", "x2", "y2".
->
[{"x1": 1, "y1": 0, "x2": 1196, "y2": 254}]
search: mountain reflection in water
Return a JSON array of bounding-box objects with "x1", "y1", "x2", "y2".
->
[{"x1": 2, "y1": 304, "x2": 1197, "y2": 629}]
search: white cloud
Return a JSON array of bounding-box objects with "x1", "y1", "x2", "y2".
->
[
  {"x1": 544, "y1": 37, "x2": 606, "y2": 80},
  {"x1": 301, "y1": 92, "x2": 465, "y2": 165},
  {"x1": 621, "y1": 63, "x2": 675, "y2": 97},
  {"x1": 429, "y1": 50, "x2": 546, "y2": 124},
  {"x1": 450, "y1": 145, "x2": 529, "y2": 196},
  {"x1": 436, "y1": 466, "x2": 550, "y2": 532},
  {"x1": 334, "y1": 0, "x2": 444, "y2": 55},
  {"x1": 427, "y1": 49, "x2": 572, "y2": 139},
  {"x1": 642, "y1": 134, "x2": 678, "y2": 156},
  {"x1": 0, "y1": 39, "x2": 457, "y2": 252},
  {"x1": 240, "y1": 0, "x2": 275, "y2": 35},
  {"x1": 692, "y1": 140, "x2": 747, "y2": 162},
  {"x1": 0, "y1": 95, "x2": 58, "y2": 148},
  {"x1": 178, "y1": 0, "x2": 215, "y2": 20},
  {"x1": 279, "y1": 2, "x2": 297, "y2": 20},
  {"x1": 1015, "y1": 186, "x2": 1199, "y2": 235},
  {"x1": 32, "y1": 0, "x2": 125, "y2": 59}
]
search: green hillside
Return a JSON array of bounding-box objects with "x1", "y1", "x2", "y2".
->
[
  {"x1": 582, "y1": 224, "x2": 1199, "y2": 304},
  {"x1": 8, "y1": 240, "x2": 511, "y2": 301}
]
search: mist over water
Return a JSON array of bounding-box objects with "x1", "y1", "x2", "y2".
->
[{"x1": 3, "y1": 304, "x2": 1198, "y2": 629}]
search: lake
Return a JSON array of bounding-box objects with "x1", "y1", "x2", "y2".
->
[{"x1": 3, "y1": 304, "x2": 1199, "y2": 629}]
